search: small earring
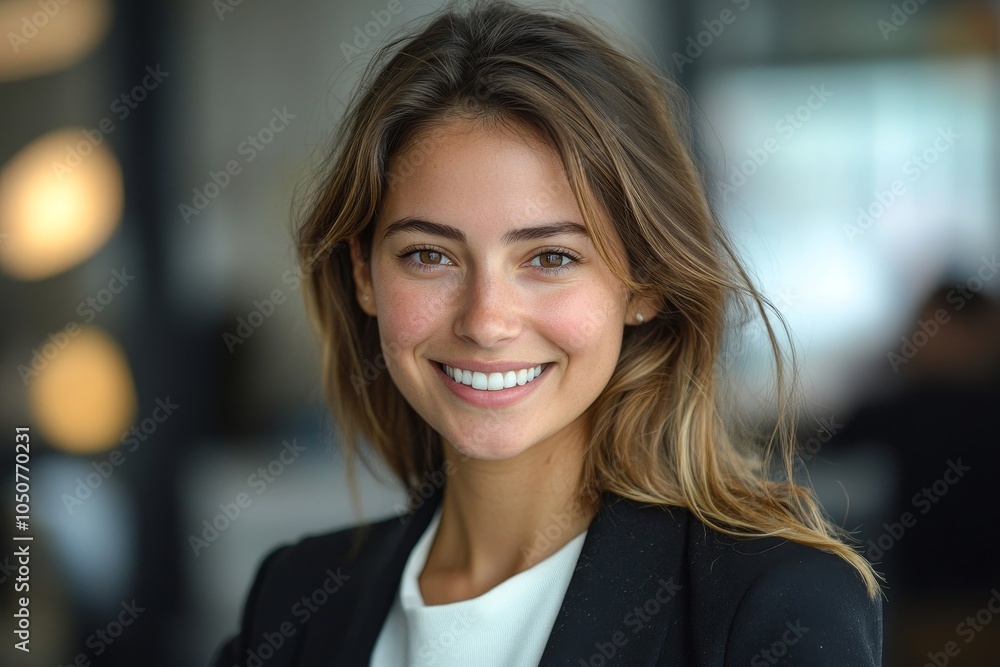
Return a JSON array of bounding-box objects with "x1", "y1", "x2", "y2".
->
[
  {"x1": 634, "y1": 312, "x2": 644, "y2": 324},
  {"x1": 362, "y1": 293, "x2": 369, "y2": 301}
]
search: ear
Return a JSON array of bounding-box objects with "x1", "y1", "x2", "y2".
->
[
  {"x1": 625, "y1": 293, "x2": 659, "y2": 326},
  {"x1": 348, "y1": 236, "x2": 376, "y2": 317}
]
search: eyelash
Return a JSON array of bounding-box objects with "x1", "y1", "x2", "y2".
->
[{"x1": 396, "y1": 245, "x2": 583, "y2": 275}]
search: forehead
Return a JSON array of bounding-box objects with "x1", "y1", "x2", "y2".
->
[{"x1": 377, "y1": 117, "x2": 584, "y2": 237}]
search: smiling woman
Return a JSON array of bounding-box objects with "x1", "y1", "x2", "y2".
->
[
  {"x1": 212, "y1": 1, "x2": 884, "y2": 665},
  {"x1": 351, "y1": 118, "x2": 637, "y2": 453}
]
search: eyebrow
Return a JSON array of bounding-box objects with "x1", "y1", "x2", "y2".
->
[{"x1": 382, "y1": 217, "x2": 590, "y2": 245}]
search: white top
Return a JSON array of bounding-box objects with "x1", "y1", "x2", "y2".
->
[{"x1": 370, "y1": 504, "x2": 588, "y2": 666}]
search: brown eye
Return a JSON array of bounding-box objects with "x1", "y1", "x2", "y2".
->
[
  {"x1": 419, "y1": 250, "x2": 444, "y2": 264},
  {"x1": 538, "y1": 252, "x2": 564, "y2": 268},
  {"x1": 528, "y1": 249, "x2": 579, "y2": 273},
  {"x1": 397, "y1": 247, "x2": 455, "y2": 271}
]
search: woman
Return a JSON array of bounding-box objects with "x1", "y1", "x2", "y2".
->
[{"x1": 213, "y1": 1, "x2": 883, "y2": 664}]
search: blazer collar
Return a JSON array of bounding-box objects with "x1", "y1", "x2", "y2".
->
[
  {"x1": 537, "y1": 490, "x2": 690, "y2": 664},
  {"x1": 304, "y1": 481, "x2": 690, "y2": 665}
]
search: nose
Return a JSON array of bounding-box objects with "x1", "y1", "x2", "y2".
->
[{"x1": 453, "y1": 266, "x2": 522, "y2": 348}]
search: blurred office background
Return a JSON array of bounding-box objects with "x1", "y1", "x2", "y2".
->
[{"x1": 0, "y1": 0, "x2": 997, "y2": 664}]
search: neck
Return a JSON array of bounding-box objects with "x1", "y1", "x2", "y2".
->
[{"x1": 420, "y1": 418, "x2": 597, "y2": 603}]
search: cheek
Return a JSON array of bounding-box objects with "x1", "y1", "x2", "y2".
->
[
  {"x1": 541, "y1": 286, "x2": 624, "y2": 353},
  {"x1": 538, "y1": 287, "x2": 624, "y2": 355},
  {"x1": 375, "y1": 278, "x2": 450, "y2": 356}
]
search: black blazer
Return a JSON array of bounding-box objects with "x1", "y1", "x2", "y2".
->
[{"x1": 212, "y1": 483, "x2": 882, "y2": 666}]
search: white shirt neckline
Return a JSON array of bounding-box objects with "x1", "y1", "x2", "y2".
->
[
  {"x1": 369, "y1": 503, "x2": 589, "y2": 666},
  {"x1": 400, "y1": 504, "x2": 588, "y2": 610}
]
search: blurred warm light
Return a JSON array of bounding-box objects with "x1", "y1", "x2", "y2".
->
[
  {"x1": 28, "y1": 326, "x2": 137, "y2": 454},
  {"x1": 0, "y1": 127, "x2": 123, "y2": 280},
  {"x1": 0, "y1": 0, "x2": 111, "y2": 82}
]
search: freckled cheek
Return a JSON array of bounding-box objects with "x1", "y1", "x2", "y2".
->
[
  {"x1": 537, "y1": 291, "x2": 623, "y2": 354},
  {"x1": 376, "y1": 282, "x2": 451, "y2": 357}
]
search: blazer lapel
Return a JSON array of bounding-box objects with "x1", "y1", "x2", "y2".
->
[
  {"x1": 298, "y1": 486, "x2": 444, "y2": 666},
  {"x1": 297, "y1": 485, "x2": 689, "y2": 666},
  {"x1": 537, "y1": 493, "x2": 690, "y2": 666}
]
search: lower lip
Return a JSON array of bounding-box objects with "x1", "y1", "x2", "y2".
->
[{"x1": 432, "y1": 361, "x2": 549, "y2": 409}]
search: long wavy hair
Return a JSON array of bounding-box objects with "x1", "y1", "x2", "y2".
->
[{"x1": 294, "y1": 0, "x2": 882, "y2": 598}]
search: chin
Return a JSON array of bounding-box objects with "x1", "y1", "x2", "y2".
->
[{"x1": 444, "y1": 434, "x2": 534, "y2": 462}]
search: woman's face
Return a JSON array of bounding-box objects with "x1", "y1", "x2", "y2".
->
[{"x1": 351, "y1": 117, "x2": 644, "y2": 462}]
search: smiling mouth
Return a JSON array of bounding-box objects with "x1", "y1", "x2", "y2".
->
[{"x1": 437, "y1": 361, "x2": 548, "y2": 390}]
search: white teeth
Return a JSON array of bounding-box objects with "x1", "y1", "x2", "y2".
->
[
  {"x1": 443, "y1": 363, "x2": 545, "y2": 391},
  {"x1": 504, "y1": 370, "x2": 517, "y2": 388},
  {"x1": 487, "y1": 372, "x2": 504, "y2": 390},
  {"x1": 473, "y1": 372, "x2": 488, "y2": 390}
]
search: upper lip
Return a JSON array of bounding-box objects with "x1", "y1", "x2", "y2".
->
[{"x1": 435, "y1": 359, "x2": 546, "y2": 374}]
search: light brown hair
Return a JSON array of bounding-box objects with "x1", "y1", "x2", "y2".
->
[{"x1": 294, "y1": 0, "x2": 882, "y2": 598}]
